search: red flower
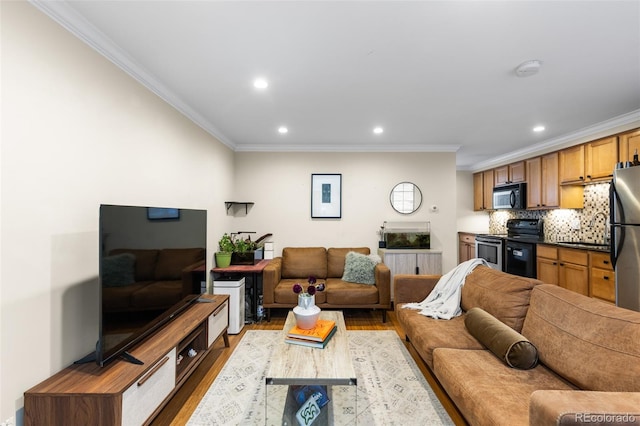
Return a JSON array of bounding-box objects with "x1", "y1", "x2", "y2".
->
[{"x1": 293, "y1": 283, "x2": 303, "y2": 294}]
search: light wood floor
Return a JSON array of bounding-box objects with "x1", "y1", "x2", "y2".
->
[{"x1": 150, "y1": 308, "x2": 467, "y2": 426}]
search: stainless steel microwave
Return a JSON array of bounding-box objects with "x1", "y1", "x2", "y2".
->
[{"x1": 492, "y1": 183, "x2": 526, "y2": 209}]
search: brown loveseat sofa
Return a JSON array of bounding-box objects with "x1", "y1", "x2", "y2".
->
[
  {"x1": 395, "y1": 266, "x2": 640, "y2": 426},
  {"x1": 263, "y1": 247, "x2": 391, "y2": 321},
  {"x1": 102, "y1": 248, "x2": 205, "y2": 312}
]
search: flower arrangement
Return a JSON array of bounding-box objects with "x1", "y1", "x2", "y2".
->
[{"x1": 293, "y1": 276, "x2": 325, "y2": 296}]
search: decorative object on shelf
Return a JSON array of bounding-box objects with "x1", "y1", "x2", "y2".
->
[
  {"x1": 390, "y1": 182, "x2": 423, "y2": 214},
  {"x1": 215, "y1": 233, "x2": 234, "y2": 268},
  {"x1": 378, "y1": 222, "x2": 387, "y2": 248},
  {"x1": 229, "y1": 232, "x2": 273, "y2": 265},
  {"x1": 292, "y1": 276, "x2": 324, "y2": 329},
  {"x1": 311, "y1": 173, "x2": 342, "y2": 219}
]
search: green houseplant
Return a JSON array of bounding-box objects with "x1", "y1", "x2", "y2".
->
[
  {"x1": 215, "y1": 233, "x2": 234, "y2": 268},
  {"x1": 230, "y1": 234, "x2": 258, "y2": 265}
]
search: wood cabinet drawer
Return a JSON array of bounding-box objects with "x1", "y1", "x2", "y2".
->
[
  {"x1": 590, "y1": 251, "x2": 614, "y2": 270},
  {"x1": 208, "y1": 301, "x2": 229, "y2": 347},
  {"x1": 591, "y1": 268, "x2": 616, "y2": 302},
  {"x1": 458, "y1": 232, "x2": 476, "y2": 243},
  {"x1": 122, "y1": 349, "x2": 176, "y2": 426},
  {"x1": 537, "y1": 244, "x2": 558, "y2": 260},
  {"x1": 559, "y1": 248, "x2": 588, "y2": 266}
]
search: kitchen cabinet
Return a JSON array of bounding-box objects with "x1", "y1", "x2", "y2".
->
[
  {"x1": 473, "y1": 169, "x2": 494, "y2": 211},
  {"x1": 494, "y1": 161, "x2": 525, "y2": 186},
  {"x1": 526, "y1": 153, "x2": 559, "y2": 209},
  {"x1": 619, "y1": 128, "x2": 640, "y2": 163},
  {"x1": 458, "y1": 232, "x2": 476, "y2": 264},
  {"x1": 378, "y1": 249, "x2": 442, "y2": 301},
  {"x1": 560, "y1": 137, "x2": 617, "y2": 184},
  {"x1": 589, "y1": 251, "x2": 615, "y2": 303},
  {"x1": 559, "y1": 144, "x2": 585, "y2": 184},
  {"x1": 536, "y1": 244, "x2": 559, "y2": 285},
  {"x1": 538, "y1": 245, "x2": 589, "y2": 296},
  {"x1": 585, "y1": 136, "x2": 617, "y2": 182}
]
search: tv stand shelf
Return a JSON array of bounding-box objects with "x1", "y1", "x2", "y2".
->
[{"x1": 24, "y1": 294, "x2": 229, "y2": 426}]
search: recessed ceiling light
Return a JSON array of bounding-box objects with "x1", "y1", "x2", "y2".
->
[
  {"x1": 515, "y1": 60, "x2": 543, "y2": 77},
  {"x1": 253, "y1": 78, "x2": 268, "y2": 89},
  {"x1": 533, "y1": 125, "x2": 545, "y2": 132},
  {"x1": 373, "y1": 127, "x2": 384, "y2": 134},
  {"x1": 278, "y1": 126, "x2": 288, "y2": 134}
]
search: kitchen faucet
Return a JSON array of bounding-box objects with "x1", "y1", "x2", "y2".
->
[{"x1": 589, "y1": 211, "x2": 610, "y2": 244}]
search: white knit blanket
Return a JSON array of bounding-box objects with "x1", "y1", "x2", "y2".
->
[{"x1": 402, "y1": 258, "x2": 488, "y2": 319}]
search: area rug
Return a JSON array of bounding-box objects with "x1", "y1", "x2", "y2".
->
[{"x1": 187, "y1": 330, "x2": 453, "y2": 425}]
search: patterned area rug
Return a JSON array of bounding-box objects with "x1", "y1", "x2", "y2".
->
[{"x1": 188, "y1": 330, "x2": 453, "y2": 425}]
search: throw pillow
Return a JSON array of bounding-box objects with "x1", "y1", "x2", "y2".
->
[
  {"x1": 342, "y1": 251, "x2": 379, "y2": 285},
  {"x1": 464, "y1": 307, "x2": 538, "y2": 370},
  {"x1": 102, "y1": 253, "x2": 136, "y2": 287}
]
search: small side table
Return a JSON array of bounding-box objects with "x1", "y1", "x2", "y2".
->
[{"x1": 211, "y1": 259, "x2": 271, "y2": 322}]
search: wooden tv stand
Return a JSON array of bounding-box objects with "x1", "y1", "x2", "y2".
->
[{"x1": 24, "y1": 294, "x2": 229, "y2": 426}]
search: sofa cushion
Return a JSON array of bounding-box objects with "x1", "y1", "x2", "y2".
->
[
  {"x1": 461, "y1": 266, "x2": 541, "y2": 332},
  {"x1": 327, "y1": 247, "x2": 370, "y2": 278},
  {"x1": 324, "y1": 278, "x2": 379, "y2": 304},
  {"x1": 522, "y1": 284, "x2": 640, "y2": 392},
  {"x1": 465, "y1": 307, "x2": 538, "y2": 370},
  {"x1": 341, "y1": 251, "x2": 379, "y2": 285},
  {"x1": 154, "y1": 248, "x2": 205, "y2": 280},
  {"x1": 102, "y1": 253, "x2": 136, "y2": 287},
  {"x1": 110, "y1": 249, "x2": 159, "y2": 281},
  {"x1": 396, "y1": 305, "x2": 484, "y2": 368},
  {"x1": 282, "y1": 247, "x2": 327, "y2": 279},
  {"x1": 433, "y1": 348, "x2": 576, "y2": 426}
]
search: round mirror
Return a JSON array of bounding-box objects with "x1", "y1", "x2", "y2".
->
[{"x1": 390, "y1": 182, "x2": 423, "y2": 214}]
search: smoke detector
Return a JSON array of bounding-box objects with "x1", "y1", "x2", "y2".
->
[{"x1": 515, "y1": 60, "x2": 542, "y2": 77}]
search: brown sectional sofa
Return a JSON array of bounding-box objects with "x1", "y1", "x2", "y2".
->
[
  {"x1": 263, "y1": 247, "x2": 391, "y2": 321},
  {"x1": 102, "y1": 247, "x2": 205, "y2": 312},
  {"x1": 395, "y1": 265, "x2": 640, "y2": 426}
]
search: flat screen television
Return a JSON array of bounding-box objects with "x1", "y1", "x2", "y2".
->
[{"x1": 78, "y1": 204, "x2": 207, "y2": 367}]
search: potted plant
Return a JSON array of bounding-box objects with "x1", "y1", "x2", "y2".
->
[
  {"x1": 215, "y1": 233, "x2": 234, "y2": 268},
  {"x1": 230, "y1": 235, "x2": 258, "y2": 265}
]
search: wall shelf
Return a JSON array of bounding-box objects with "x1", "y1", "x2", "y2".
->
[{"x1": 225, "y1": 201, "x2": 254, "y2": 214}]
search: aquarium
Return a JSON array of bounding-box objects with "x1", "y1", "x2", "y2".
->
[{"x1": 384, "y1": 221, "x2": 430, "y2": 249}]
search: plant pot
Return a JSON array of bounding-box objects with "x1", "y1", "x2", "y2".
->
[
  {"x1": 293, "y1": 294, "x2": 321, "y2": 329},
  {"x1": 231, "y1": 251, "x2": 255, "y2": 265},
  {"x1": 215, "y1": 252, "x2": 232, "y2": 268}
]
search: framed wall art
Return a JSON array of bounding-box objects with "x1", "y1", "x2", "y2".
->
[{"x1": 311, "y1": 173, "x2": 342, "y2": 219}]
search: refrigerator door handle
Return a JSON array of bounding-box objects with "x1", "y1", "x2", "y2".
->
[{"x1": 610, "y1": 180, "x2": 625, "y2": 269}]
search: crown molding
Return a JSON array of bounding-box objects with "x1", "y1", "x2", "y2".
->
[
  {"x1": 235, "y1": 143, "x2": 460, "y2": 153},
  {"x1": 29, "y1": 0, "x2": 236, "y2": 150},
  {"x1": 468, "y1": 109, "x2": 640, "y2": 172}
]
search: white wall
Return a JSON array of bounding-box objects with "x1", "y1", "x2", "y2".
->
[
  {"x1": 233, "y1": 152, "x2": 458, "y2": 270},
  {"x1": 0, "y1": 2, "x2": 234, "y2": 423},
  {"x1": 456, "y1": 170, "x2": 490, "y2": 233}
]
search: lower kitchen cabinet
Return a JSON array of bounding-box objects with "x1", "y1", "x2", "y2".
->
[
  {"x1": 458, "y1": 232, "x2": 476, "y2": 264},
  {"x1": 589, "y1": 251, "x2": 615, "y2": 303}
]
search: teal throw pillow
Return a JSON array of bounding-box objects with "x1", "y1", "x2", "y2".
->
[
  {"x1": 102, "y1": 253, "x2": 136, "y2": 287},
  {"x1": 342, "y1": 251, "x2": 379, "y2": 285}
]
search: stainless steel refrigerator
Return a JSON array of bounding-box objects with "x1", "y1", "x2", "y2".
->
[{"x1": 610, "y1": 166, "x2": 640, "y2": 312}]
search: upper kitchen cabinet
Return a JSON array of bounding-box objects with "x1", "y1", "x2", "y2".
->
[
  {"x1": 494, "y1": 161, "x2": 526, "y2": 186},
  {"x1": 560, "y1": 137, "x2": 618, "y2": 184},
  {"x1": 473, "y1": 170, "x2": 494, "y2": 211},
  {"x1": 585, "y1": 136, "x2": 617, "y2": 182},
  {"x1": 619, "y1": 128, "x2": 640, "y2": 163},
  {"x1": 526, "y1": 153, "x2": 559, "y2": 209},
  {"x1": 559, "y1": 144, "x2": 585, "y2": 184}
]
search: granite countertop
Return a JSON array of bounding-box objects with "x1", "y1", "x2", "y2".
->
[{"x1": 540, "y1": 240, "x2": 610, "y2": 253}]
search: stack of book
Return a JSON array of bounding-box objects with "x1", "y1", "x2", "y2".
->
[{"x1": 285, "y1": 319, "x2": 337, "y2": 348}]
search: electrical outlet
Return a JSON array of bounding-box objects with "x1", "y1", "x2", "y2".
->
[{"x1": 570, "y1": 218, "x2": 581, "y2": 230}]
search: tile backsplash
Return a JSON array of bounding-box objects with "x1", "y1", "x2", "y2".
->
[{"x1": 488, "y1": 183, "x2": 610, "y2": 243}]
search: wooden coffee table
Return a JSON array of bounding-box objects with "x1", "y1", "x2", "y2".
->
[{"x1": 265, "y1": 310, "x2": 357, "y2": 425}]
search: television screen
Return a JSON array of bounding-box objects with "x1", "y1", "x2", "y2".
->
[{"x1": 95, "y1": 204, "x2": 206, "y2": 367}]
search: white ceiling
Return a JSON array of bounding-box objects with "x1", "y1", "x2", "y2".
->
[{"x1": 33, "y1": 1, "x2": 640, "y2": 170}]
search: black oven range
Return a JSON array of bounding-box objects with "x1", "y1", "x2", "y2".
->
[{"x1": 475, "y1": 219, "x2": 544, "y2": 278}]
